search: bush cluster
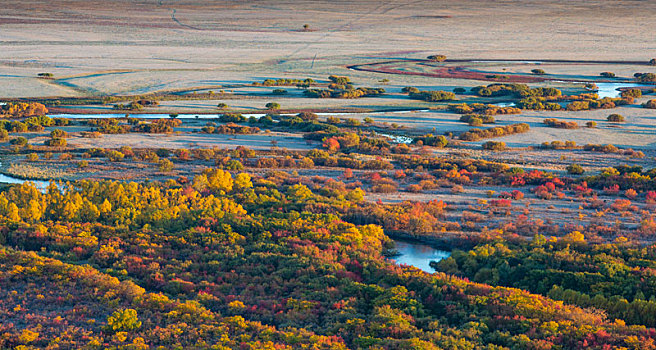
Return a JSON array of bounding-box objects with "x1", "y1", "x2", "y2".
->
[{"x1": 459, "y1": 123, "x2": 530, "y2": 141}]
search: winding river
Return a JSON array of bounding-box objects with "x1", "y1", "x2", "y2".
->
[
  {"x1": 594, "y1": 82, "x2": 652, "y2": 99},
  {"x1": 48, "y1": 109, "x2": 430, "y2": 120},
  {"x1": 0, "y1": 173, "x2": 49, "y2": 189},
  {"x1": 0, "y1": 162, "x2": 50, "y2": 189}
]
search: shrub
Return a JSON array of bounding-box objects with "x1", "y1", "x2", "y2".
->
[
  {"x1": 371, "y1": 183, "x2": 398, "y2": 193},
  {"x1": 113, "y1": 102, "x2": 143, "y2": 111},
  {"x1": 541, "y1": 140, "x2": 578, "y2": 149},
  {"x1": 643, "y1": 100, "x2": 656, "y2": 109},
  {"x1": 647, "y1": 191, "x2": 656, "y2": 204},
  {"x1": 449, "y1": 103, "x2": 520, "y2": 115},
  {"x1": 305, "y1": 87, "x2": 384, "y2": 99},
  {"x1": 566, "y1": 101, "x2": 590, "y2": 111},
  {"x1": 50, "y1": 129, "x2": 68, "y2": 138},
  {"x1": 132, "y1": 118, "x2": 181, "y2": 133},
  {"x1": 621, "y1": 88, "x2": 642, "y2": 98},
  {"x1": 45, "y1": 137, "x2": 67, "y2": 147},
  {"x1": 586, "y1": 121, "x2": 597, "y2": 128},
  {"x1": 106, "y1": 150, "x2": 125, "y2": 162},
  {"x1": 460, "y1": 123, "x2": 530, "y2": 141},
  {"x1": 584, "y1": 144, "x2": 619, "y2": 153},
  {"x1": 1, "y1": 102, "x2": 48, "y2": 117},
  {"x1": 53, "y1": 118, "x2": 69, "y2": 126},
  {"x1": 59, "y1": 153, "x2": 73, "y2": 160},
  {"x1": 107, "y1": 309, "x2": 141, "y2": 332},
  {"x1": 427, "y1": 55, "x2": 447, "y2": 62},
  {"x1": 26, "y1": 153, "x2": 39, "y2": 161},
  {"x1": 482, "y1": 141, "x2": 506, "y2": 151},
  {"x1": 543, "y1": 118, "x2": 578, "y2": 129},
  {"x1": 635, "y1": 73, "x2": 656, "y2": 82},
  {"x1": 159, "y1": 159, "x2": 174, "y2": 172},
  {"x1": 412, "y1": 134, "x2": 448, "y2": 148},
  {"x1": 328, "y1": 75, "x2": 350, "y2": 85},
  {"x1": 625, "y1": 188, "x2": 638, "y2": 199},
  {"x1": 490, "y1": 199, "x2": 512, "y2": 207},
  {"x1": 566, "y1": 164, "x2": 584, "y2": 175},
  {"x1": 272, "y1": 89, "x2": 288, "y2": 95},
  {"x1": 611, "y1": 199, "x2": 632, "y2": 211},
  {"x1": 203, "y1": 123, "x2": 259, "y2": 135},
  {"x1": 401, "y1": 87, "x2": 420, "y2": 94},
  {"x1": 511, "y1": 190, "x2": 524, "y2": 200},
  {"x1": 468, "y1": 117, "x2": 483, "y2": 126},
  {"x1": 600, "y1": 72, "x2": 616, "y2": 78},
  {"x1": 258, "y1": 77, "x2": 315, "y2": 86},
  {"x1": 460, "y1": 114, "x2": 494, "y2": 125},
  {"x1": 219, "y1": 113, "x2": 246, "y2": 123},
  {"x1": 650, "y1": 58, "x2": 656, "y2": 66},
  {"x1": 453, "y1": 87, "x2": 466, "y2": 94},
  {"x1": 217, "y1": 103, "x2": 228, "y2": 109},
  {"x1": 10, "y1": 137, "x2": 28, "y2": 146},
  {"x1": 531, "y1": 69, "x2": 546, "y2": 75},
  {"x1": 156, "y1": 148, "x2": 170, "y2": 157},
  {"x1": 297, "y1": 112, "x2": 318, "y2": 121},
  {"x1": 451, "y1": 185, "x2": 464, "y2": 193},
  {"x1": 409, "y1": 90, "x2": 456, "y2": 102},
  {"x1": 266, "y1": 102, "x2": 280, "y2": 110},
  {"x1": 607, "y1": 114, "x2": 625, "y2": 122},
  {"x1": 81, "y1": 131, "x2": 103, "y2": 138}
]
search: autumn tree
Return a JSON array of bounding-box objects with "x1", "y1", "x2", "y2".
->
[{"x1": 107, "y1": 309, "x2": 142, "y2": 332}]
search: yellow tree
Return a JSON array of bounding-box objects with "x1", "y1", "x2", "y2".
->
[
  {"x1": 234, "y1": 173, "x2": 253, "y2": 191},
  {"x1": 7, "y1": 203, "x2": 20, "y2": 222}
]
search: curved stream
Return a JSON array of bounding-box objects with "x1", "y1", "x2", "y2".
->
[
  {"x1": 0, "y1": 162, "x2": 50, "y2": 189},
  {"x1": 594, "y1": 82, "x2": 652, "y2": 99}
]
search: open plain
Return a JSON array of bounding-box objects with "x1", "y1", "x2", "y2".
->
[{"x1": 3, "y1": 1, "x2": 656, "y2": 349}]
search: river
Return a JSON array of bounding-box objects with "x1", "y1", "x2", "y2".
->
[
  {"x1": 594, "y1": 82, "x2": 653, "y2": 99},
  {"x1": 48, "y1": 109, "x2": 430, "y2": 120},
  {"x1": 390, "y1": 239, "x2": 450, "y2": 273},
  {"x1": 0, "y1": 162, "x2": 50, "y2": 189},
  {"x1": 0, "y1": 173, "x2": 49, "y2": 189}
]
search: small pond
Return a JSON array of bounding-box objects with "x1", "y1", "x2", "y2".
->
[{"x1": 390, "y1": 239, "x2": 450, "y2": 273}]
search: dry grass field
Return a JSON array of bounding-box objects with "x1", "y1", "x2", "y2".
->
[{"x1": 1, "y1": 0, "x2": 655, "y2": 97}]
